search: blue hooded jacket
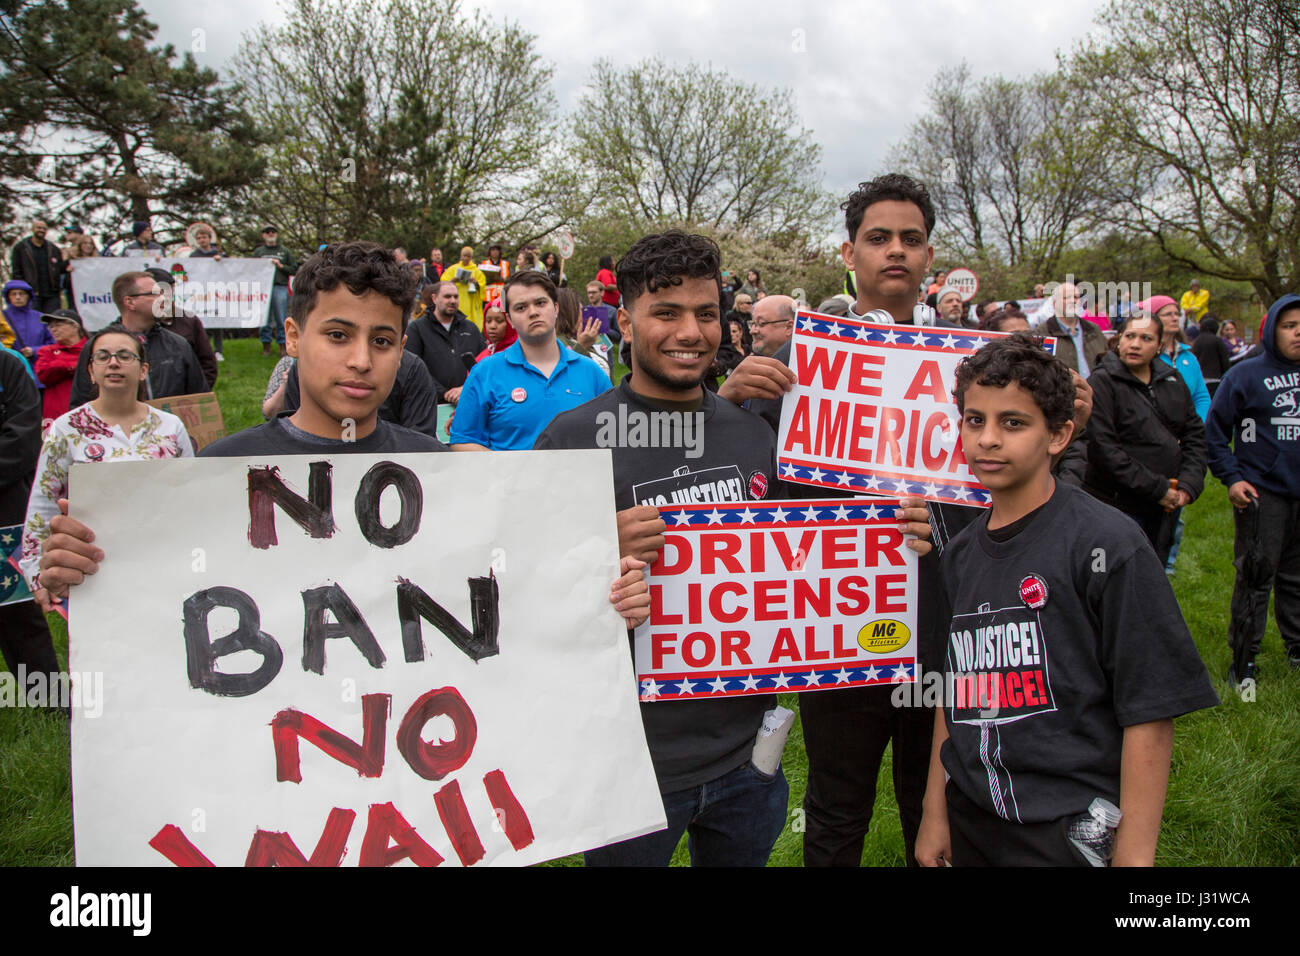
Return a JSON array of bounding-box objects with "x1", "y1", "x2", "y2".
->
[
  {"x1": 1159, "y1": 341, "x2": 1210, "y2": 420},
  {"x1": 1206, "y1": 294, "x2": 1300, "y2": 498}
]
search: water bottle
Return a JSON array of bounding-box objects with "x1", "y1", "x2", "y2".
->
[{"x1": 1067, "y1": 798, "x2": 1123, "y2": 866}]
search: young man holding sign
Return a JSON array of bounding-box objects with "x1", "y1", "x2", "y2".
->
[
  {"x1": 718, "y1": 175, "x2": 1093, "y2": 867},
  {"x1": 34, "y1": 244, "x2": 649, "y2": 625},
  {"x1": 536, "y1": 231, "x2": 933, "y2": 866}
]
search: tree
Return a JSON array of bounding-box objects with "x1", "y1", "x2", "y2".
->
[
  {"x1": 887, "y1": 64, "x2": 1109, "y2": 278},
  {"x1": 235, "y1": 0, "x2": 565, "y2": 255},
  {"x1": 1072, "y1": 0, "x2": 1300, "y2": 299},
  {"x1": 0, "y1": 0, "x2": 266, "y2": 244},
  {"x1": 570, "y1": 59, "x2": 830, "y2": 240}
]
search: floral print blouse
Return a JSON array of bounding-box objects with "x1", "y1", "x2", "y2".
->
[{"x1": 19, "y1": 403, "x2": 194, "y2": 588}]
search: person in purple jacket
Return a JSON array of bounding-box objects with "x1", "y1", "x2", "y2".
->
[{"x1": 2, "y1": 279, "x2": 54, "y2": 378}]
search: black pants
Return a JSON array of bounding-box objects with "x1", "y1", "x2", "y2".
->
[
  {"x1": 1129, "y1": 505, "x2": 1177, "y2": 567},
  {"x1": 0, "y1": 600, "x2": 60, "y2": 699},
  {"x1": 947, "y1": 781, "x2": 1087, "y2": 866},
  {"x1": 32, "y1": 293, "x2": 62, "y2": 315},
  {"x1": 1231, "y1": 488, "x2": 1300, "y2": 659},
  {"x1": 800, "y1": 684, "x2": 933, "y2": 866}
]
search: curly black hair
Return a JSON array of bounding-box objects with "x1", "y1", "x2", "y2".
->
[
  {"x1": 953, "y1": 332, "x2": 1075, "y2": 429},
  {"x1": 289, "y1": 241, "x2": 417, "y2": 331},
  {"x1": 841, "y1": 173, "x2": 936, "y2": 242},
  {"x1": 616, "y1": 231, "x2": 722, "y2": 310}
]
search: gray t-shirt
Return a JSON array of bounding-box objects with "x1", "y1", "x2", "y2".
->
[
  {"x1": 535, "y1": 380, "x2": 783, "y2": 793},
  {"x1": 200, "y1": 415, "x2": 447, "y2": 457}
]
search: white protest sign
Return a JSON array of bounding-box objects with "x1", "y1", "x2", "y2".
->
[
  {"x1": 556, "y1": 229, "x2": 575, "y2": 260},
  {"x1": 1005, "y1": 297, "x2": 1047, "y2": 318},
  {"x1": 945, "y1": 268, "x2": 979, "y2": 302},
  {"x1": 776, "y1": 311, "x2": 1056, "y2": 507},
  {"x1": 633, "y1": 499, "x2": 918, "y2": 701},
  {"x1": 70, "y1": 450, "x2": 665, "y2": 866},
  {"x1": 69, "y1": 257, "x2": 277, "y2": 331}
]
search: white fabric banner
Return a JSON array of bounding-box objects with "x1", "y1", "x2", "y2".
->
[
  {"x1": 69, "y1": 450, "x2": 665, "y2": 866},
  {"x1": 68, "y1": 257, "x2": 278, "y2": 330}
]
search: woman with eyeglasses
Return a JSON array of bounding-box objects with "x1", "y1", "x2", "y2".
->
[{"x1": 18, "y1": 327, "x2": 193, "y2": 601}]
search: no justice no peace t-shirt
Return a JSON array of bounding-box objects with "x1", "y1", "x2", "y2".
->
[{"x1": 936, "y1": 480, "x2": 1218, "y2": 824}]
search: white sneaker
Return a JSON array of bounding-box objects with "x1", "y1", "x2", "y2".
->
[{"x1": 215, "y1": 352, "x2": 224, "y2": 361}]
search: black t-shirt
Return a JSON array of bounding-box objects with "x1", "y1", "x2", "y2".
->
[
  {"x1": 535, "y1": 380, "x2": 782, "y2": 793},
  {"x1": 200, "y1": 415, "x2": 447, "y2": 457},
  {"x1": 936, "y1": 480, "x2": 1217, "y2": 823},
  {"x1": 985, "y1": 499, "x2": 1049, "y2": 542}
]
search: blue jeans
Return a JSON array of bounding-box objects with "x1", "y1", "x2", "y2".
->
[
  {"x1": 262, "y1": 284, "x2": 287, "y2": 344},
  {"x1": 584, "y1": 762, "x2": 788, "y2": 867},
  {"x1": 1165, "y1": 509, "x2": 1185, "y2": 572}
]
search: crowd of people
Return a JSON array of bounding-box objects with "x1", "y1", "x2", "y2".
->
[{"x1": 2, "y1": 170, "x2": 1297, "y2": 869}]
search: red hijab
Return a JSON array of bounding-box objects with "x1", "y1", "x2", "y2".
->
[{"x1": 475, "y1": 298, "x2": 517, "y2": 362}]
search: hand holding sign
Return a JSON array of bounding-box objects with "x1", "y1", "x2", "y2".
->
[
  {"x1": 717, "y1": 355, "x2": 798, "y2": 405},
  {"x1": 35, "y1": 498, "x2": 102, "y2": 608},
  {"x1": 617, "y1": 504, "x2": 667, "y2": 563},
  {"x1": 577, "y1": 314, "x2": 601, "y2": 352}
]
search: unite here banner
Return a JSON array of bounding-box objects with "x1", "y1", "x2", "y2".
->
[
  {"x1": 69, "y1": 451, "x2": 665, "y2": 866},
  {"x1": 69, "y1": 257, "x2": 277, "y2": 331},
  {"x1": 776, "y1": 310, "x2": 1056, "y2": 507},
  {"x1": 633, "y1": 499, "x2": 919, "y2": 700}
]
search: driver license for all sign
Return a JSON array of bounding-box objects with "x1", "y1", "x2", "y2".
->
[{"x1": 632, "y1": 308, "x2": 1044, "y2": 702}]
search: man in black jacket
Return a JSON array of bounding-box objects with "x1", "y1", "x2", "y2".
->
[
  {"x1": 145, "y1": 268, "x2": 219, "y2": 389},
  {"x1": 68, "y1": 271, "x2": 206, "y2": 408},
  {"x1": 1191, "y1": 313, "x2": 1232, "y2": 397},
  {"x1": 0, "y1": 347, "x2": 61, "y2": 707},
  {"x1": 403, "y1": 280, "x2": 485, "y2": 405},
  {"x1": 10, "y1": 220, "x2": 64, "y2": 314}
]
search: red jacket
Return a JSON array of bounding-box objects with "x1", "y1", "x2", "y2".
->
[{"x1": 35, "y1": 338, "x2": 86, "y2": 423}]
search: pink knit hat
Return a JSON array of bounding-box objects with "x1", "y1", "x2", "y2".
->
[{"x1": 1136, "y1": 295, "x2": 1177, "y2": 316}]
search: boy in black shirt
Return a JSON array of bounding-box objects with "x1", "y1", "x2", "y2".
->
[
  {"x1": 916, "y1": 334, "x2": 1216, "y2": 866},
  {"x1": 34, "y1": 243, "x2": 650, "y2": 624}
]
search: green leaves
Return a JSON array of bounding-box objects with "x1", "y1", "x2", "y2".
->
[
  {"x1": 0, "y1": 0, "x2": 266, "y2": 239},
  {"x1": 1069, "y1": 0, "x2": 1299, "y2": 298},
  {"x1": 571, "y1": 58, "x2": 830, "y2": 241},
  {"x1": 233, "y1": 0, "x2": 557, "y2": 256}
]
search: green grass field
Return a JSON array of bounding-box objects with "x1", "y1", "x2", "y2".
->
[{"x1": 2, "y1": 337, "x2": 1297, "y2": 866}]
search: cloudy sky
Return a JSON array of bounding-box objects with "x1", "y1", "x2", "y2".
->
[{"x1": 140, "y1": 0, "x2": 1110, "y2": 198}]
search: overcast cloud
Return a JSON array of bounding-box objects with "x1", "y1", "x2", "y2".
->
[{"x1": 140, "y1": 0, "x2": 1110, "y2": 199}]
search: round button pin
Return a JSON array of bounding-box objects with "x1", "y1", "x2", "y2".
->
[{"x1": 511, "y1": 387, "x2": 527, "y2": 403}]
